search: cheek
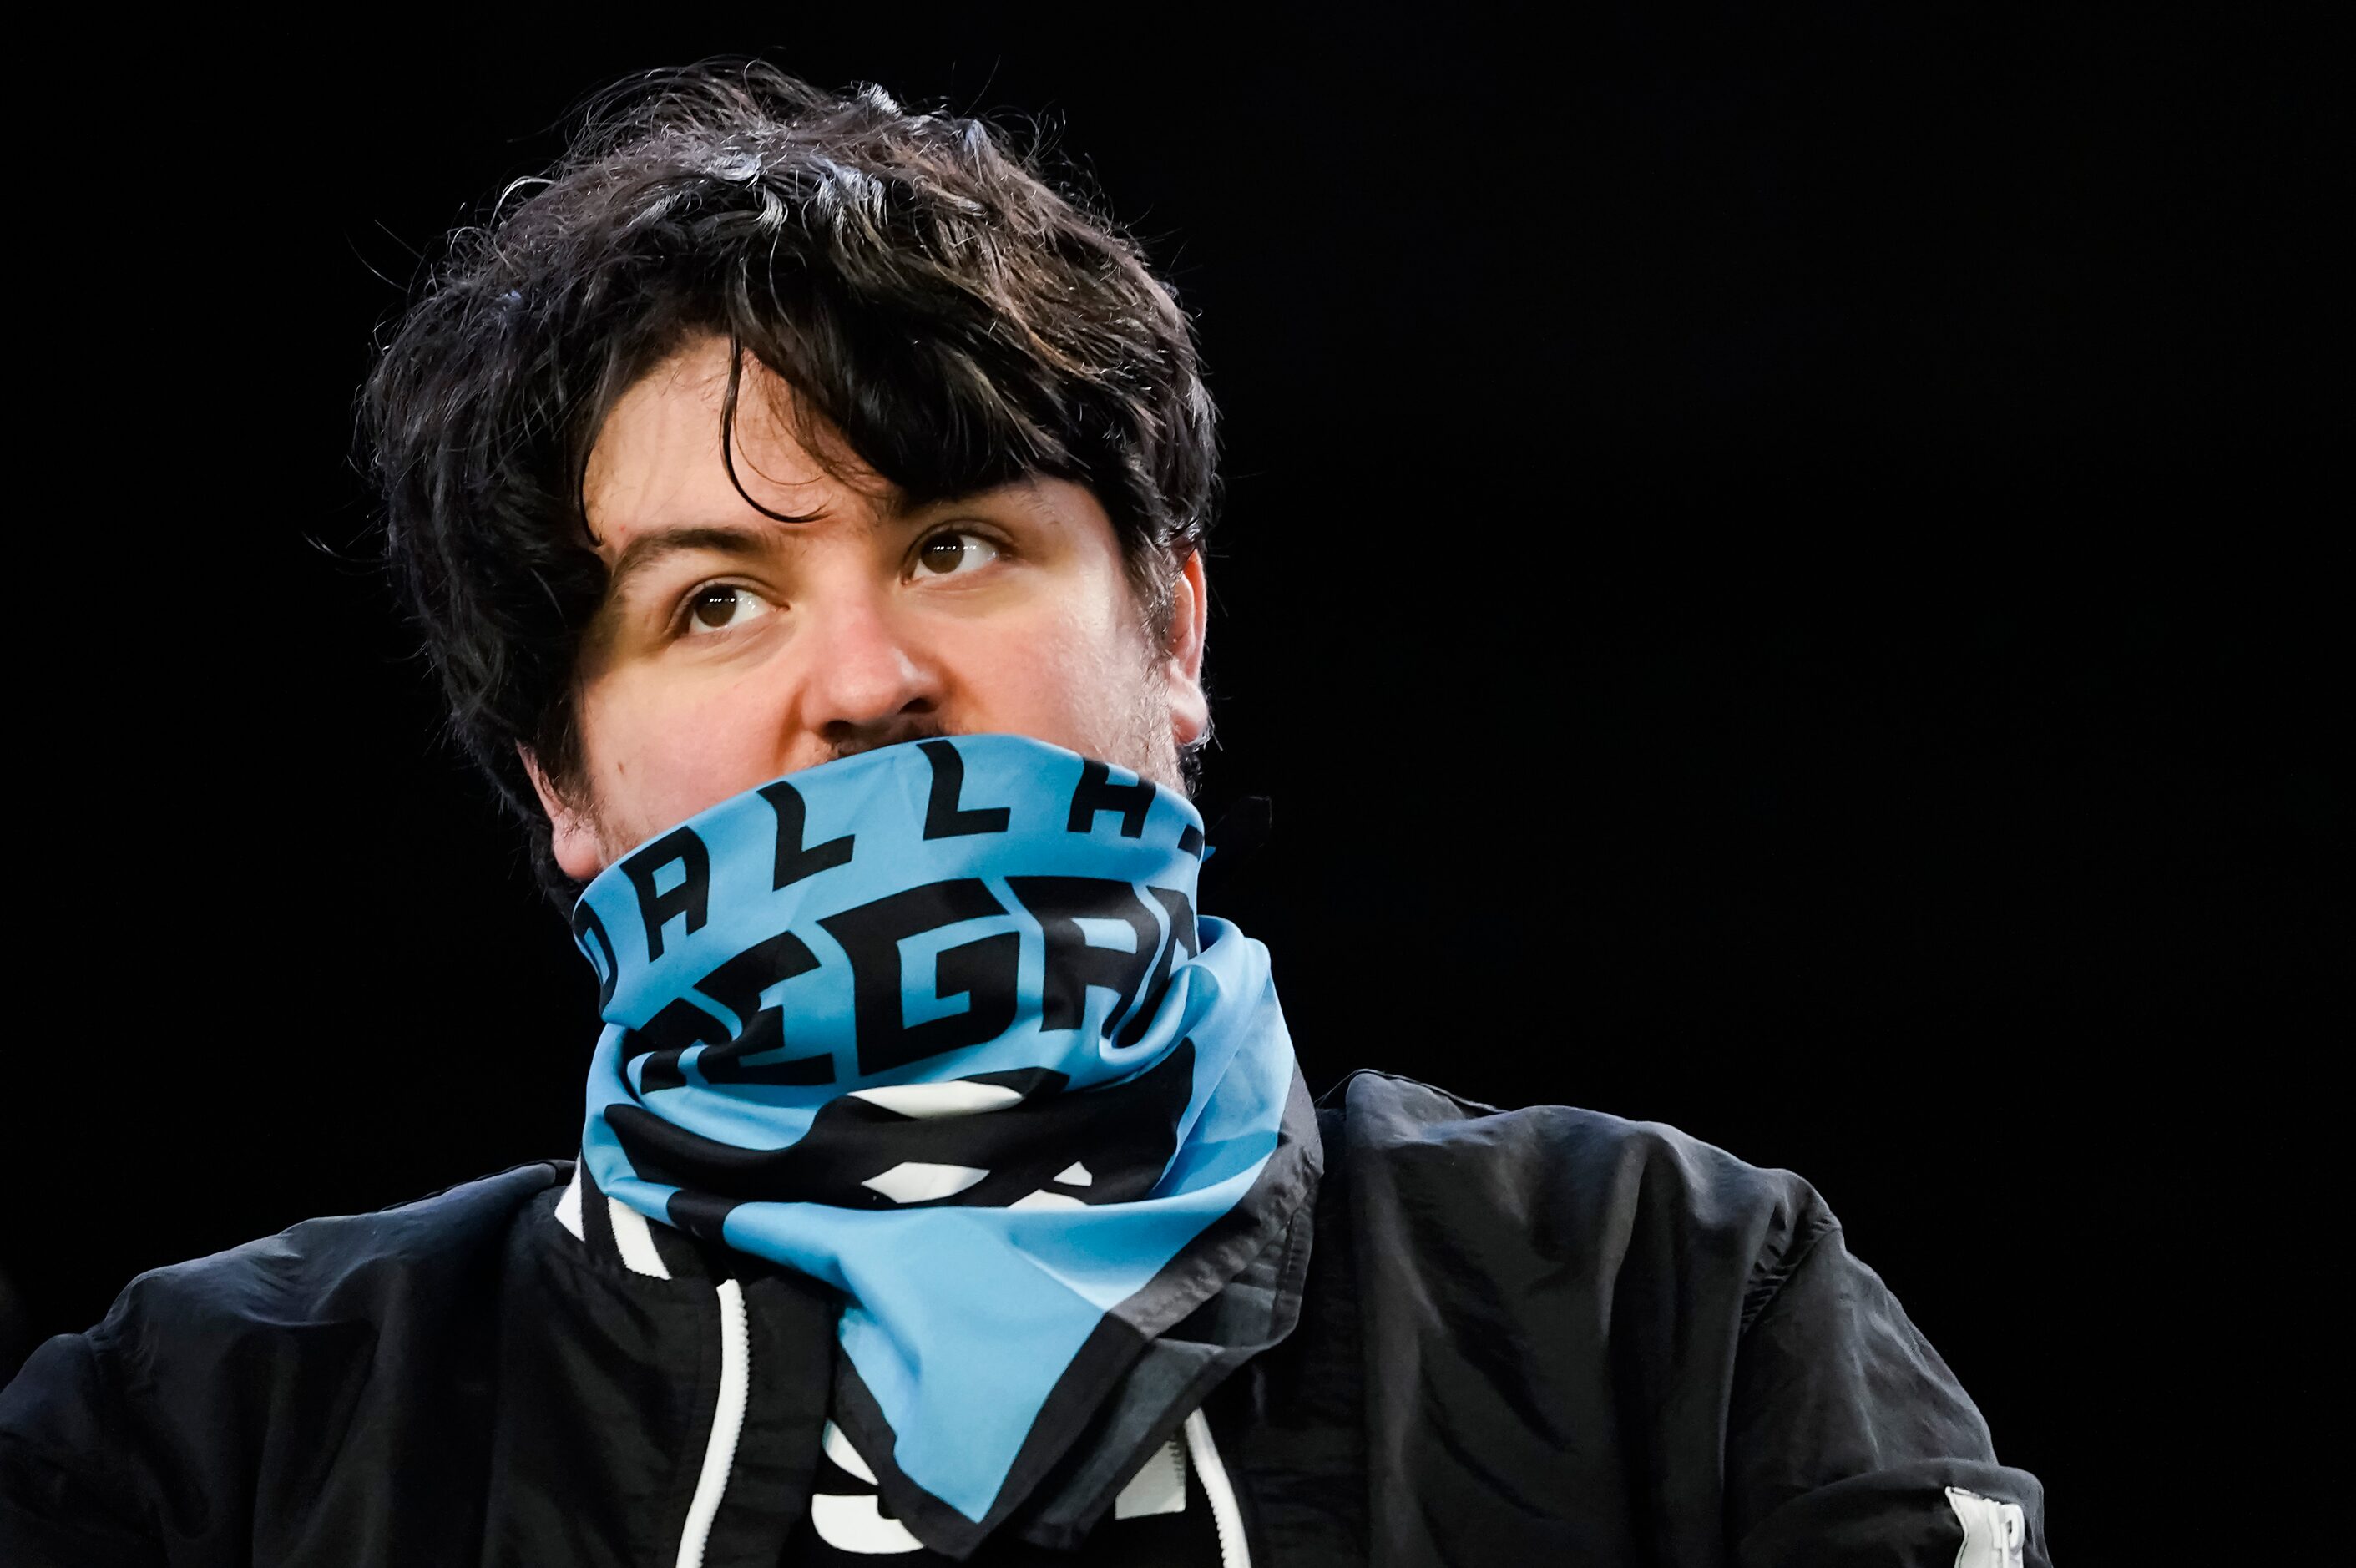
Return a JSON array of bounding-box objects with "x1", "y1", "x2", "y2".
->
[
  {"x1": 952, "y1": 601, "x2": 1141, "y2": 736},
  {"x1": 579, "y1": 673, "x2": 780, "y2": 836}
]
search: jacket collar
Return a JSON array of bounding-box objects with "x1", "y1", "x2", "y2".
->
[{"x1": 550, "y1": 1155, "x2": 744, "y2": 1285}]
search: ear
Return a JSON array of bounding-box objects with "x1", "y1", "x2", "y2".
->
[
  {"x1": 1163, "y1": 549, "x2": 1211, "y2": 750},
  {"x1": 519, "y1": 745, "x2": 610, "y2": 884}
]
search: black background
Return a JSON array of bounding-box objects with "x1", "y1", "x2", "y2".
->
[{"x1": 7, "y1": 7, "x2": 2343, "y2": 1560}]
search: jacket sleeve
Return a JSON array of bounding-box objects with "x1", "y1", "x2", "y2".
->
[
  {"x1": 0, "y1": 1329, "x2": 165, "y2": 1568},
  {"x1": 1724, "y1": 1216, "x2": 2052, "y2": 1567}
]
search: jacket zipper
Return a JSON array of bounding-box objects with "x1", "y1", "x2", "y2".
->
[
  {"x1": 675, "y1": 1277, "x2": 751, "y2": 1568},
  {"x1": 1181, "y1": 1408, "x2": 1251, "y2": 1568}
]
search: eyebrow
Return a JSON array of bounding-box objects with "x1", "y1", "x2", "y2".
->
[
  {"x1": 601, "y1": 524, "x2": 783, "y2": 605},
  {"x1": 598, "y1": 483, "x2": 1044, "y2": 603}
]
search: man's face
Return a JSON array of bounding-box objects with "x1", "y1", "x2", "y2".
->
[{"x1": 528, "y1": 334, "x2": 1210, "y2": 882}]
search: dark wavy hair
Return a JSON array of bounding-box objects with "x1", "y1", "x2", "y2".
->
[{"x1": 365, "y1": 61, "x2": 1219, "y2": 901}]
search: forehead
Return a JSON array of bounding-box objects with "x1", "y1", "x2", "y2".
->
[{"x1": 584, "y1": 336, "x2": 892, "y2": 550}]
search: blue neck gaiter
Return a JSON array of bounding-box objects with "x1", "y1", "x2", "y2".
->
[{"x1": 572, "y1": 735, "x2": 1318, "y2": 1550}]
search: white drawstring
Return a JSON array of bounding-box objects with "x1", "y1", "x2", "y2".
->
[{"x1": 673, "y1": 1278, "x2": 750, "y2": 1568}]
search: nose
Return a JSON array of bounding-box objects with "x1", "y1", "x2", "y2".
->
[{"x1": 791, "y1": 587, "x2": 943, "y2": 757}]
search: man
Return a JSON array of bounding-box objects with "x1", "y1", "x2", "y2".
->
[{"x1": 0, "y1": 63, "x2": 2051, "y2": 1566}]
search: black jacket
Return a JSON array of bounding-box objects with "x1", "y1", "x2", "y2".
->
[{"x1": 1, "y1": 1073, "x2": 2051, "y2": 1566}]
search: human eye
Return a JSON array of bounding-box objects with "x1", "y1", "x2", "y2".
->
[
  {"x1": 909, "y1": 528, "x2": 1005, "y2": 580},
  {"x1": 678, "y1": 582, "x2": 777, "y2": 636}
]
